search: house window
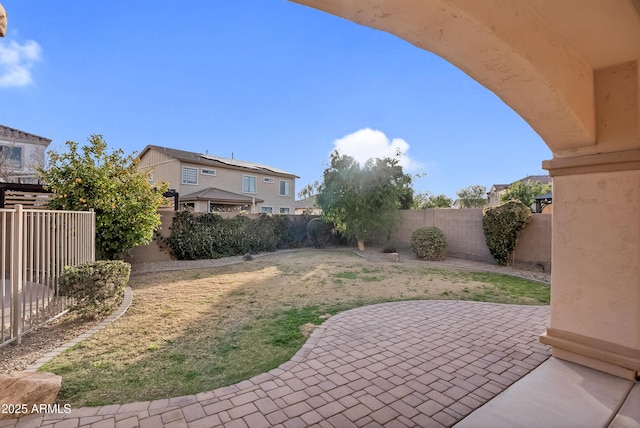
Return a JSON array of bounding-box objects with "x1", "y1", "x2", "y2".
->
[
  {"x1": 0, "y1": 145, "x2": 22, "y2": 168},
  {"x1": 279, "y1": 180, "x2": 291, "y2": 197},
  {"x1": 279, "y1": 207, "x2": 290, "y2": 214},
  {"x1": 201, "y1": 168, "x2": 216, "y2": 176},
  {"x1": 263, "y1": 177, "x2": 274, "y2": 183},
  {"x1": 182, "y1": 202, "x2": 195, "y2": 210},
  {"x1": 261, "y1": 206, "x2": 273, "y2": 214},
  {"x1": 242, "y1": 175, "x2": 256, "y2": 193},
  {"x1": 182, "y1": 167, "x2": 198, "y2": 185}
]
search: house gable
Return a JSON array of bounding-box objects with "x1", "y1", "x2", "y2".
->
[
  {"x1": 138, "y1": 145, "x2": 298, "y2": 213},
  {"x1": 0, "y1": 125, "x2": 51, "y2": 184}
]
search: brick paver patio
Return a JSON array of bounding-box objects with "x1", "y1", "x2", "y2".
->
[{"x1": 3, "y1": 300, "x2": 551, "y2": 428}]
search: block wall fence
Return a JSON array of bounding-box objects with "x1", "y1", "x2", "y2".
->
[
  {"x1": 384, "y1": 209, "x2": 551, "y2": 271},
  {"x1": 125, "y1": 209, "x2": 552, "y2": 271}
]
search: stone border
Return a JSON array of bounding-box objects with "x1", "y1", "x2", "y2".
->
[{"x1": 23, "y1": 287, "x2": 133, "y2": 372}]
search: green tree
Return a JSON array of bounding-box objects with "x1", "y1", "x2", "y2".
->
[
  {"x1": 456, "y1": 185, "x2": 487, "y2": 208},
  {"x1": 313, "y1": 151, "x2": 408, "y2": 250},
  {"x1": 412, "y1": 191, "x2": 453, "y2": 208},
  {"x1": 500, "y1": 181, "x2": 552, "y2": 210},
  {"x1": 39, "y1": 135, "x2": 169, "y2": 260}
]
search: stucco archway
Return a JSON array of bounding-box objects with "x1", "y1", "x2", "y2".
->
[{"x1": 292, "y1": 0, "x2": 640, "y2": 379}]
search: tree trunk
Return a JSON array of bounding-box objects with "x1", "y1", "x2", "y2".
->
[{"x1": 357, "y1": 240, "x2": 365, "y2": 251}]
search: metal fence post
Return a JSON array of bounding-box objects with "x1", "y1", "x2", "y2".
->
[
  {"x1": 11, "y1": 204, "x2": 23, "y2": 344},
  {"x1": 90, "y1": 208, "x2": 95, "y2": 261}
]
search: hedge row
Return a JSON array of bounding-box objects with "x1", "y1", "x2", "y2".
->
[{"x1": 165, "y1": 211, "x2": 310, "y2": 260}]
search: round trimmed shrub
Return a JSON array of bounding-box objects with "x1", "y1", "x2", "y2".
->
[
  {"x1": 411, "y1": 227, "x2": 447, "y2": 261},
  {"x1": 59, "y1": 260, "x2": 131, "y2": 319}
]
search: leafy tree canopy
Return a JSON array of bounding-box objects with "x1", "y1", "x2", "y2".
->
[
  {"x1": 412, "y1": 191, "x2": 453, "y2": 209},
  {"x1": 305, "y1": 151, "x2": 411, "y2": 248},
  {"x1": 456, "y1": 185, "x2": 487, "y2": 208},
  {"x1": 500, "y1": 181, "x2": 552, "y2": 210},
  {"x1": 39, "y1": 135, "x2": 168, "y2": 260}
]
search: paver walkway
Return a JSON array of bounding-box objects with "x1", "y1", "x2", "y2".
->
[{"x1": 3, "y1": 300, "x2": 550, "y2": 428}]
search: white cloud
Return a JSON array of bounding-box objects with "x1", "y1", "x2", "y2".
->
[
  {"x1": 0, "y1": 39, "x2": 42, "y2": 87},
  {"x1": 332, "y1": 128, "x2": 420, "y2": 171}
]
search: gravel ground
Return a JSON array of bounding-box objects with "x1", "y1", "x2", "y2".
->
[
  {"x1": 0, "y1": 248, "x2": 549, "y2": 375},
  {"x1": 0, "y1": 313, "x2": 105, "y2": 375}
]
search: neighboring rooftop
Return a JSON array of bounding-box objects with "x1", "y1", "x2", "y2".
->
[
  {"x1": 515, "y1": 175, "x2": 552, "y2": 186},
  {"x1": 0, "y1": 125, "x2": 51, "y2": 146},
  {"x1": 294, "y1": 195, "x2": 317, "y2": 209},
  {"x1": 489, "y1": 175, "x2": 552, "y2": 193},
  {"x1": 140, "y1": 145, "x2": 299, "y2": 178}
]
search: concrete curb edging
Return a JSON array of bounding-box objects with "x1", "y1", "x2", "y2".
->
[{"x1": 24, "y1": 286, "x2": 134, "y2": 372}]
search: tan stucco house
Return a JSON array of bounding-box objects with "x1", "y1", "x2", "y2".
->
[
  {"x1": 487, "y1": 175, "x2": 552, "y2": 207},
  {"x1": 294, "y1": 195, "x2": 322, "y2": 215},
  {"x1": 0, "y1": 124, "x2": 51, "y2": 184},
  {"x1": 138, "y1": 145, "x2": 298, "y2": 214}
]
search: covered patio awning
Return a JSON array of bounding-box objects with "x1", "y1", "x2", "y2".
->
[
  {"x1": 534, "y1": 192, "x2": 552, "y2": 213},
  {"x1": 180, "y1": 187, "x2": 264, "y2": 206}
]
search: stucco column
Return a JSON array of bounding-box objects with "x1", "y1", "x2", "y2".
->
[{"x1": 540, "y1": 60, "x2": 640, "y2": 380}]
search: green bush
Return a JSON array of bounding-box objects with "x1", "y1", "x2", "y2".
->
[
  {"x1": 411, "y1": 227, "x2": 447, "y2": 261},
  {"x1": 59, "y1": 260, "x2": 131, "y2": 318},
  {"x1": 482, "y1": 200, "x2": 532, "y2": 266},
  {"x1": 306, "y1": 217, "x2": 336, "y2": 248},
  {"x1": 166, "y1": 211, "x2": 308, "y2": 260}
]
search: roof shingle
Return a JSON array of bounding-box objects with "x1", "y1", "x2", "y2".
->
[
  {"x1": 0, "y1": 125, "x2": 51, "y2": 146},
  {"x1": 141, "y1": 145, "x2": 298, "y2": 178}
]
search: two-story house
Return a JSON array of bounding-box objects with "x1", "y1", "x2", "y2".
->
[
  {"x1": 0, "y1": 125, "x2": 51, "y2": 184},
  {"x1": 138, "y1": 145, "x2": 299, "y2": 214},
  {"x1": 487, "y1": 175, "x2": 552, "y2": 207}
]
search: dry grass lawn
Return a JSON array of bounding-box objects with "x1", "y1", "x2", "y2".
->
[{"x1": 41, "y1": 250, "x2": 549, "y2": 406}]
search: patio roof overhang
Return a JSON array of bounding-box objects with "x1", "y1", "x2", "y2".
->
[{"x1": 180, "y1": 187, "x2": 264, "y2": 205}]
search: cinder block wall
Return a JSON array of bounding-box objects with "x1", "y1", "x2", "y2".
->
[
  {"x1": 126, "y1": 209, "x2": 551, "y2": 269},
  {"x1": 389, "y1": 209, "x2": 551, "y2": 267},
  {"x1": 124, "y1": 209, "x2": 176, "y2": 264},
  {"x1": 389, "y1": 209, "x2": 493, "y2": 262},
  {"x1": 513, "y1": 213, "x2": 552, "y2": 270}
]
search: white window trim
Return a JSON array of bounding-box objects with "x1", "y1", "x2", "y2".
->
[
  {"x1": 242, "y1": 175, "x2": 257, "y2": 194},
  {"x1": 261, "y1": 206, "x2": 273, "y2": 214},
  {"x1": 279, "y1": 207, "x2": 291, "y2": 214},
  {"x1": 0, "y1": 144, "x2": 23, "y2": 169},
  {"x1": 182, "y1": 167, "x2": 198, "y2": 185},
  {"x1": 279, "y1": 180, "x2": 291, "y2": 197}
]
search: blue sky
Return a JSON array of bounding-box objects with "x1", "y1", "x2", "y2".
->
[{"x1": 0, "y1": 1, "x2": 552, "y2": 200}]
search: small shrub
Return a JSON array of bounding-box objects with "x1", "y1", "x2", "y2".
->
[
  {"x1": 411, "y1": 227, "x2": 447, "y2": 261},
  {"x1": 59, "y1": 260, "x2": 131, "y2": 318},
  {"x1": 482, "y1": 200, "x2": 532, "y2": 266}
]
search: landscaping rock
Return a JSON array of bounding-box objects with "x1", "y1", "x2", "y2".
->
[
  {"x1": 0, "y1": 371, "x2": 62, "y2": 419},
  {"x1": 386, "y1": 252, "x2": 400, "y2": 262}
]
